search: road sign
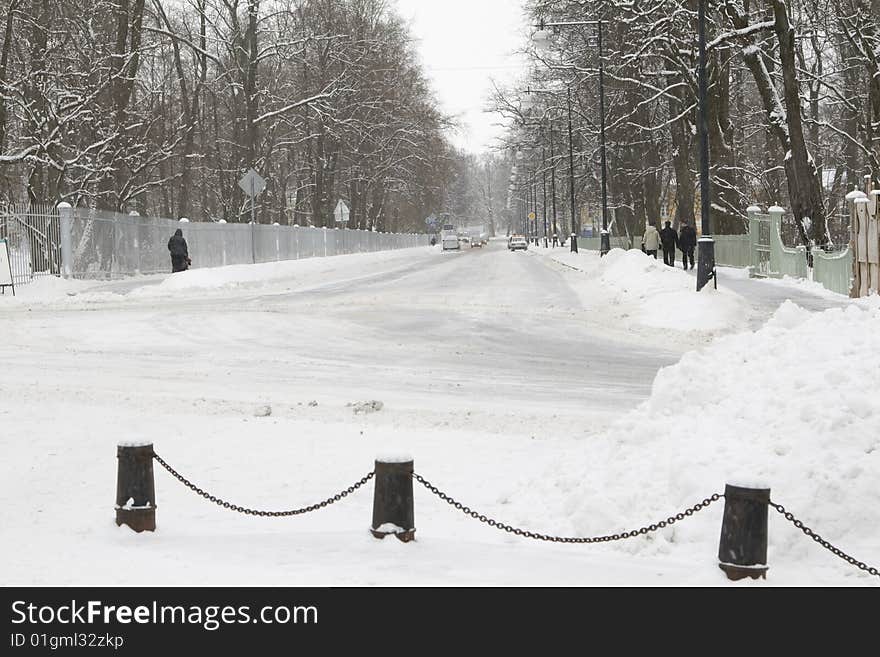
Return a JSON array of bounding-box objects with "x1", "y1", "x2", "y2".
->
[
  {"x1": 334, "y1": 200, "x2": 350, "y2": 224},
  {"x1": 425, "y1": 213, "x2": 438, "y2": 228},
  {"x1": 238, "y1": 168, "x2": 266, "y2": 197},
  {"x1": 528, "y1": 212, "x2": 536, "y2": 220}
]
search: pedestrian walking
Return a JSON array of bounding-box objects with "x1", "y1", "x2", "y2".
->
[
  {"x1": 641, "y1": 222, "x2": 661, "y2": 259},
  {"x1": 167, "y1": 228, "x2": 190, "y2": 273},
  {"x1": 552, "y1": 232, "x2": 559, "y2": 247},
  {"x1": 678, "y1": 220, "x2": 697, "y2": 270},
  {"x1": 659, "y1": 220, "x2": 678, "y2": 267}
]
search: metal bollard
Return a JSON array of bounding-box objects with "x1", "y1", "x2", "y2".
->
[
  {"x1": 115, "y1": 442, "x2": 156, "y2": 532},
  {"x1": 718, "y1": 484, "x2": 769, "y2": 580},
  {"x1": 370, "y1": 458, "x2": 415, "y2": 542}
]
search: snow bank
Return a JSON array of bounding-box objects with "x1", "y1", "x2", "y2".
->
[
  {"x1": 539, "y1": 247, "x2": 751, "y2": 333},
  {"x1": 130, "y1": 246, "x2": 432, "y2": 296},
  {"x1": 0, "y1": 276, "x2": 88, "y2": 303},
  {"x1": 543, "y1": 300, "x2": 880, "y2": 565}
]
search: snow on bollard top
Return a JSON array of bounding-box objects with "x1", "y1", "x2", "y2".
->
[
  {"x1": 768, "y1": 205, "x2": 785, "y2": 214},
  {"x1": 375, "y1": 453, "x2": 414, "y2": 464},
  {"x1": 845, "y1": 189, "x2": 867, "y2": 200},
  {"x1": 725, "y1": 478, "x2": 771, "y2": 491},
  {"x1": 853, "y1": 197, "x2": 870, "y2": 204},
  {"x1": 117, "y1": 440, "x2": 153, "y2": 447},
  {"x1": 179, "y1": 217, "x2": 190, "y2": 223},
  {"x1": 746, "y1": 205, "x2": 762, "y2": 213}
]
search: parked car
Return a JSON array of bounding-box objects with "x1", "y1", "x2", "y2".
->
[{"x1": 508, "y1": 235, "x2": 528, "y2": 251}]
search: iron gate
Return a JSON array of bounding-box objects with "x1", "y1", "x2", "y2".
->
[{"x1": 0, "y1": 204, "x2": 62, "y2": 285}]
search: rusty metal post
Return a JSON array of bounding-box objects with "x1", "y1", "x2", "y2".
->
[
  {"x1": 718, "y1": 484, "x2": 769, "y2": 580},
  {"x1": 115, "y1": 443, "x2": 156, "y2": 532},
  {"x1": 370, "y1": 458, "x2": 415, "y2": 542}
]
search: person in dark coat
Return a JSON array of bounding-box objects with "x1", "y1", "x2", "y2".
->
[
  {"x1": 167, "y1": 229, "x2": 190, "y2": 273},
  {"x1": 678, "y1": 220, "x2": 697, "y2": 270},
  {"x1": 659, "y1": 220, "x2": 678, "y2": 267}
]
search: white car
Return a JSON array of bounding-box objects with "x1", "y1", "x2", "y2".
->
[
  {"x1": 442, "y1": 234, "x2": 460, "y2": 250},
  {"x1": 508, "y1": 235, "x2": 527, "y2": 251}
]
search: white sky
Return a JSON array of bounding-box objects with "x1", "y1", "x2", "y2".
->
[{"x1": 393, "y1": 0, "x2": 529, "y2": 154}]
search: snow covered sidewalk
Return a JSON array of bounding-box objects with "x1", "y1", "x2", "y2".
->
[{"x1": 530, "y1": 246, "x2": 849, "y2": 346}]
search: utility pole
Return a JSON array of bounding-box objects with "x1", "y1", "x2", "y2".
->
[
  {"x1": 696, "y1": 0, "x2": 716, "y2": 291},
  {"x1": 567, "y1": 86, "x2": 578, "y2": 253}
]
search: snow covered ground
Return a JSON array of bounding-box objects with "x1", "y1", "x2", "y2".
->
[{"x1": 1, "y1": 240, "x2": 876, "y2": 585}]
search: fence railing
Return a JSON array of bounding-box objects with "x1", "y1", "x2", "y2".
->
[
  {"x1": 65, "y1": 207, "x2": 429, "y2": 280},
  {"x1": 578, "y1": 231, "x2": 750, "y2": 268},
  {"x1": 115, "y1": 443, "x2": 880, "y2": 581},
  {"x1": 0, "y1": 204, "x2": 63, "y2": 285},
  {"x1": 5, "y1": 203, "x2": 429, "y2": 285},
  {"x1": 813, "y1": 247, "x2": 853, "y2": 296},
  {"x1": 768, "y1": 206, "x2": 809, "y2": 279}
]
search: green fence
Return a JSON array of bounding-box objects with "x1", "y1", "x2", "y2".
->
[
  {"x1": 768, "y1": 206, "x2": 808, "y2": 279},
  {"x1": 579, "y1": 231, "x2": 749, "y2": 268},
  {"x1": 571, "y1": 213, "x2": 849, "y2": 297},
  {"x1": 813, "y1": 247, "x2": 853, "y2": 296},
  {"x1": 713, "y1": 235, "x2": 750, "y2": 268}
]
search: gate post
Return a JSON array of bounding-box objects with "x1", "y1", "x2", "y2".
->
[
  {"x1": 371, "y1": 457, "x2": 415, "y2": 542},
  {"x1": 115, "y1": 442, "x2": 156, "y2": 532},
  {"x1": 717, "y1": 483, "x2": 769, "y2": 580},
  {"x1": 57, "y1": 202, "x2": 73, "y2": 279}
]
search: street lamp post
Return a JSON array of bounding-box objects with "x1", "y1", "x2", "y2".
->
[
  {"x1": 566, "y1": 86, "x2": 578, "y2": 253},
  {"x1": 696, "y1": 0, "x2": 716, "y2": 291},
  {"x1": 549, "y1": 121, "x2": 559, "y2": 246},
  {"x1": 534, "y1": 18, "x2": 609, "y2": 256},
  {"x1": 596, "y1": 20, "x2": 610, "y2": 257},
  {"x1": 542, "y1": 146, "x2": 549, "y2": 247}
]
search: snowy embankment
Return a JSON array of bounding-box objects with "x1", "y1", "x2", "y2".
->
[
  {"x1": 532, "y1": 247, "x2": 754, "y2": 342},
  {"x1": 516, "y1": 298, "x2": 880, "y2": 581},
  {"x1": 1, "y1": 245, "x2": 437, "y2": 305}
]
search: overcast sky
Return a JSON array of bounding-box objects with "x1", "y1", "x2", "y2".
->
[{"x1": 393, "y1": 0, "x2": 529, "y2": 154}]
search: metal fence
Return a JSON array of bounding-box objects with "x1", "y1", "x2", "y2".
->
[
  {"x1": 0, "y1": 204, "x2": 63, "y2": 285},
  {"x1": 813, "y1": 247, "x2": 853, "y2": 296},
  {"x1": 6, "y1": 204, "x2": 429, "y2": 284},
  {"x1": 768, "y1": 207, "x2": 809, "y2": 279}
]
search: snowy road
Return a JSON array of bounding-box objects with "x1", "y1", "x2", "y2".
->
[{"x1": 1, "y1": 241, "x2": 875, "y2": 586}]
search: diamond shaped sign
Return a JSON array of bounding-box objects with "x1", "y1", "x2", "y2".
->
[{"x1": 238, "y1": 168, "x2": 267, "y2": 197}]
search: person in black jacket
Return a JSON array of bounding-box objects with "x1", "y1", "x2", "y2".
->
[
  {"x1": 659, "y1": 220, "x2": 678, "y2": 267},
  {"x1": 678, "y1": 220, "x2": 697, "y2": 270},
  {"x1": 167, "y1": 229, "x2": 190, "y2": 273}
]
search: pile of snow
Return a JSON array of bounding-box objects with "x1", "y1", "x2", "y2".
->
[
  {"x1": 129, "y1": 247, "x2": 432, "y2": 296},
  {"x1": 540, "y1": 247, "x2": 752, "y2": 333},
  {"x1": 0, "y1": 275, "x2": 88, "y2": 303},
  {"x1": 527, "y1": 300, "x2": 879, "y2": 570}
]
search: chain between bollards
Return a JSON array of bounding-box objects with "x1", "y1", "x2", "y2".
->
[
  {"x1": 769, "y1": 500, "x2": 880, "y2": 578},
  {"x1": 153, "y1": 452, "x2": 374, "y2": 517},
  {"x1": 412, "y1": 472, "x2": 723, "y2": 543}
]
